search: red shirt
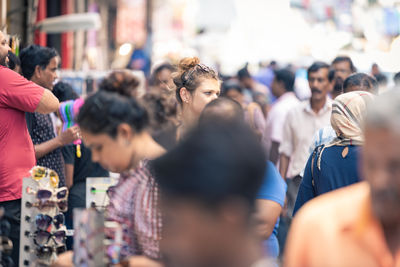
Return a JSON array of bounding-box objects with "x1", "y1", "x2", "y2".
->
[{"x1": 0, "y1": 66, "x2": 44, "y2": 201}]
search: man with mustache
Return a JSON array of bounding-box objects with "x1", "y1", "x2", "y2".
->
[
  {"x1": 278, "y1": 62, "x2": 332, "y2": 219},
  {"x1": 285, "y1": 89, "x2": 400, "y2": 267}
]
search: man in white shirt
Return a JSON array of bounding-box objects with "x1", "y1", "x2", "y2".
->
[
  {"x1": 279, "y1": 62, "x2": 333, "y2": 217},
  {"x1": 264, "y1": 68, "x2": 299, "y2": 164}
]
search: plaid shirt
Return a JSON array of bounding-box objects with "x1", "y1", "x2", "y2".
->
[{"x1": 106, "y1": 160, "x2": 162, "y2": 260}]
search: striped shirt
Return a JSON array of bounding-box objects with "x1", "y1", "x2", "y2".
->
[{"x1": 106, "y1": 160, "x2": 162, "y2": 260}]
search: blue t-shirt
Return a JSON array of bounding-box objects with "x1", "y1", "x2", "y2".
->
[
  {"x1": 257, "y1": 161, "x2": 287, "y2": 259},
  {"x1": 294, "y1": 145, "x2": 361, "y2": 215}
]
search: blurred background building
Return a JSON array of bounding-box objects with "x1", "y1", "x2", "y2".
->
[{"x1": 0, "y1": 0, "x2": 400, "y2": 76}]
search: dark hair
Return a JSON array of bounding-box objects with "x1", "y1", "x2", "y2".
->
[
  {"x1": 307, "y1": 61, "x2": 330, "y2": 77},
  {"x1": 152, "y1": 118, "x2": 266, "y2": 210},
  {"x1": 99, "y1": 70, "x2": 140, "y2": 97},
  {"x1": 394, "y1": 72, "x2": 400, "y2": 86},
  {"x1": 19, "y1": 45, "x2": 59, "y2": 80},
  {"x1": 76, "y1": 91, "x2": 149, "y2": 138},
  {"x1": 173, "y1": 57, "x2": 219, "y2": 105},
  {"x1": 149, "y1": 62, "x2": 176, "y2": 86},
  {"x1": 7, "y1": 51, "x2": 20, "y2": 70},
  {"x1": 331, "y1": 56, "x2": 356, "y2": 73},
  {"x1": 374, "y1": 73, "x2": 388, "y2": 87},
  {"x1": 52, "y1": 81, "x2": 79, "y2": 102},
  {"x1": 328, "y1": 69, "x2": 335, "y2": 83},
  {"x1": 199, "y1": 97, "x2": 244, "y2": 123},
  {"x1": 237, "y1": 66, "x2": 251, "y2": 80},
  {"x1": 274, "y1": 68, "x2": 295, "y2": 92},
  {"x1": 221, "y1": 80, "x2": 243, "y2": 95},
  {"x1": 343, "y1": 73, "x2": 379, "y2": 94},
  {"x1": 142, "y1": 89, "x2": 178, "y2": 128}
]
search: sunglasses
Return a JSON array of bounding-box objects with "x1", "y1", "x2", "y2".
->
[
  {"x1": 0, "y1": 236, "x2": 13, "y2": 254},
  {"x1": 27, "y1": 186, "x2": 68, "y2": 203},
  {"x1": 25, "y1": 200, "x2": 68, "y2": 212},
  {"x1": 30, "y1": 166, "x2": 59, "y2": 188},
  {"x1": 27, "y1": 214, "x2": 64, "y2": 231},
  {"x1": 33, "y1": 229, "x2": 66, "y2": 246}
]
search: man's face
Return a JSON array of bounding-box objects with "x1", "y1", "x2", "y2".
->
[
  {"x1": 362, "y1": 127, "x2": 400, "y2": 225},
  {"x1": 155, "y1": 68, "x2": 174, "y2": 92},
  {"x1": 160, "y1": 198, "x2": 236, "y2": 267},
  {"x1": 36, "y1": 57, "x2": 59, "y2": 90},
  {"x1": 308, "y1": 68, "x2": 330, "y2": 102},
  {"x1": 0, "y1": 32, "x2": 10, "y2": 67},
  {"x1": 333, "y1": 61, "x2": 353, "y2": 81}
]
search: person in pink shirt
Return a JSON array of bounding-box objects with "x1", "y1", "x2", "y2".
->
[{"x1": 0, "y1": 30, "x2": 59, "y2": 265}]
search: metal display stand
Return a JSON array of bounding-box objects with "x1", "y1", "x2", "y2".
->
[
  {"x1": 85, "y1": 177, "x2": 119, "y2": 210},
  {"x1": 19, "y1": 176, "x2": 67, "y2": 267}
]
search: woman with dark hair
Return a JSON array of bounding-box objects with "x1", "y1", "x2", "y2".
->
[
  {"x1": 75, "y1": 91, "x2": 164, "y2": 266},
  {"x1": 172, "y1": 57, "x2": 220, "y2": 139}
]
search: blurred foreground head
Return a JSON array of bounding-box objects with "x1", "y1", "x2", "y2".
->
[
  {"x1": 363, "y1": 89, "x2": 400, "y2": 226},
  {"x1": 152, "y1": 118, "x2": 266, "y2": 267}
]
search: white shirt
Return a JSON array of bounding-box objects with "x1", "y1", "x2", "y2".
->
[
  {"x1": 279, "y1": 98, "x2": 332, "y2": 178},
  {"x1": 263, "y1": 92, "x2": 300, "y2": 151}
]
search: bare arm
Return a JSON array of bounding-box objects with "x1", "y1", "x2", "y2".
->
[
  {"x1": 65, "y1": 164, "x2": 74, "y2": 189},
  {"x1": 279, "y1": 154, "x2": 290, "y2": 180},
  {"x1": 35, "y1": 89, "x2": 59, "y2": 114},
  {"x1": 269, "y1": 141, "x2": 280, "y2": 165},
  {"x1": 255, "y1": 199, "x2": 282, "y2": 240},
  {"x1": 35, "y1": 126, "x2": 80, "y2": 160}
]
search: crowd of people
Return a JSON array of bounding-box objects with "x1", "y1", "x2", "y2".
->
[{"x1": 0, "y1": 27, "x2": 399, "y2": 267}]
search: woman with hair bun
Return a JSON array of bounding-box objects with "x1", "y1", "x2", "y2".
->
[{"x1": 173, "y1": 57, "x2": 220, "y2": 139}]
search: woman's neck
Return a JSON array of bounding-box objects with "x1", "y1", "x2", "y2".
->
[{"x1": 129, "y1": 132, "x2": 165, "y2": 168}]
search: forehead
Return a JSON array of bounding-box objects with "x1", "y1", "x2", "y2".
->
[
  {"x1": 309, "y1": 68, "x2": 329, "y2": 79},
  {"x1": 0, "y1": 32, "x2": 6, "y2": 42},
  {"x1": 197, "y1": 79, "x2": 220, "y2": 91},
  {"x1": 333, "y1": 61, "x2": 351, "y2": 70}
]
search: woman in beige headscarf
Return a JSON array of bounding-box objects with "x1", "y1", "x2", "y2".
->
[{"x1": 293, "y1": 91, "x2": 375, "y2": 215}]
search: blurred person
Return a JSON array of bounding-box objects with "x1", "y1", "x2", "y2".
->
[
  {"x1": 285, "y1": 89, "x2": 400, "y2": 267},
  {"x1": 172, "y1": 57, "x2": 220, "y2": 140},
  {"x1": 329, "y1": 69, "x2": 343, "y2": 100},
  {"x1": 308, "y1": 73, "x2": 379, "y2": 154},
  {"x1": 255, "y1": 60, "x2": 277, "y2": 89},
  {"x1": 127, "y1": 47, "x2": 151, "y2": 77},
  {"x1": 52, "y1": 81, "x2": 109, "y2": 250},
  {"x1": 0, "y1": 30, "x2": 59, "y2": 266},
  {"x1": 253, "y1": 92, "x2": 269, "y2": 119},
  {"x1": 200, "y1": 99, "x2": 286, "y2": 263},
  {"x1": 294, "y1": 91, "x2": 375, "y2": 215},
  {"x1": 222, "y1": 80, "x2": 266, "y2": 140},
  {"x1": 331, "y1": 56, "x2": 356, "y2": 82},
  {"x1": 238, "y1": 65, "x2": 271, "y2": 99},
  {"x1": 393, "y1": 71, "x2": 400, "y2": 87},
  {"x1": 142, "y1": 89, "x2": 179, "y2": 151},
  {"x1": 20, "y1": 45, "x2": 79, "y2": 186},
  {"x1": 152, "y1": 118, "x2": 274, "y2": 267},
  {"x1": 149, "y1": 62, "x2": 176, "y2": 93},
  {"x1": 7, "y1": 51, "x2": 20, "y2": 74},
  {"x1": 99, "y1": 69, "x2": 140, "y2": 98},
  {"x1": 374, "y1": 73, "x2": 388, "y2": 93},
  {"x1": 279, "y1": 61, "x2": 332, "y2": 217},
  {"x1": 371, "y1": 62, "x2": 380, "y2": 76},
  {"x1": 76, "y1": 90, "x2": 163, "y2": 266},
  {"x1": 263, "y1": 68, "x2": 299, "y2": 165}
]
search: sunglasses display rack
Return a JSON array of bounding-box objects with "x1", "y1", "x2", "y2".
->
[
  {"x1": 85, "y1": 177, "x2": 119, "y2": 210},
  {"x1": 19, "y1": 167, "x2": 69, "y2": 267},
  {"x1": 0, "y1": 207, "x2": 14, "y2": 266}
]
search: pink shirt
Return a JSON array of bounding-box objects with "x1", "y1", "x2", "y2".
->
[{"x1": 0, "y1": 66, "x2": 44, "y2": 201}]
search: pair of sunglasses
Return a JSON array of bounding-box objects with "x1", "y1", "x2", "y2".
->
[
  {"x1": 36, "y1": 244, "x2": 66, "y2": 260},
  {"x1": 25, "y1": 214, "x2": 64, "y2": 231},
  {"x1": 30, "y1": 166, "x2": 59, "y2": 188},
  {"x1": 33, "y1": 229, "x2": 66, "y2": 246},
  {"x1": 27, "y1": 187, "x2": 68, "y2": 202},
  {"x1": 25, "y1": 200, "x2": 68, "y2": 212}
]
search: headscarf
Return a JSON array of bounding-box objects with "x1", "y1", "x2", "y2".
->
[{"x1": 317, "y1": 91, "x2": 375, "y2": 169}]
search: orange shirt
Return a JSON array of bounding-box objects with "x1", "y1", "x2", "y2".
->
[{"x1": 284, "y1": 182, "x2": 400, "y2": 267}]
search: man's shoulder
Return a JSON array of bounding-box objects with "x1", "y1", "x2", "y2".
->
[{"x1": 294, "y1": 182, "x2": 369, "y2": 227}]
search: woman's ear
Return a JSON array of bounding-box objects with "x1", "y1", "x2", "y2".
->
[
  {"x1": 180, "y1": 87, "x2": 191, "y2": 103},
  {"x1": 117, "y1": 123, "x2": 133, "y2": 145}
]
